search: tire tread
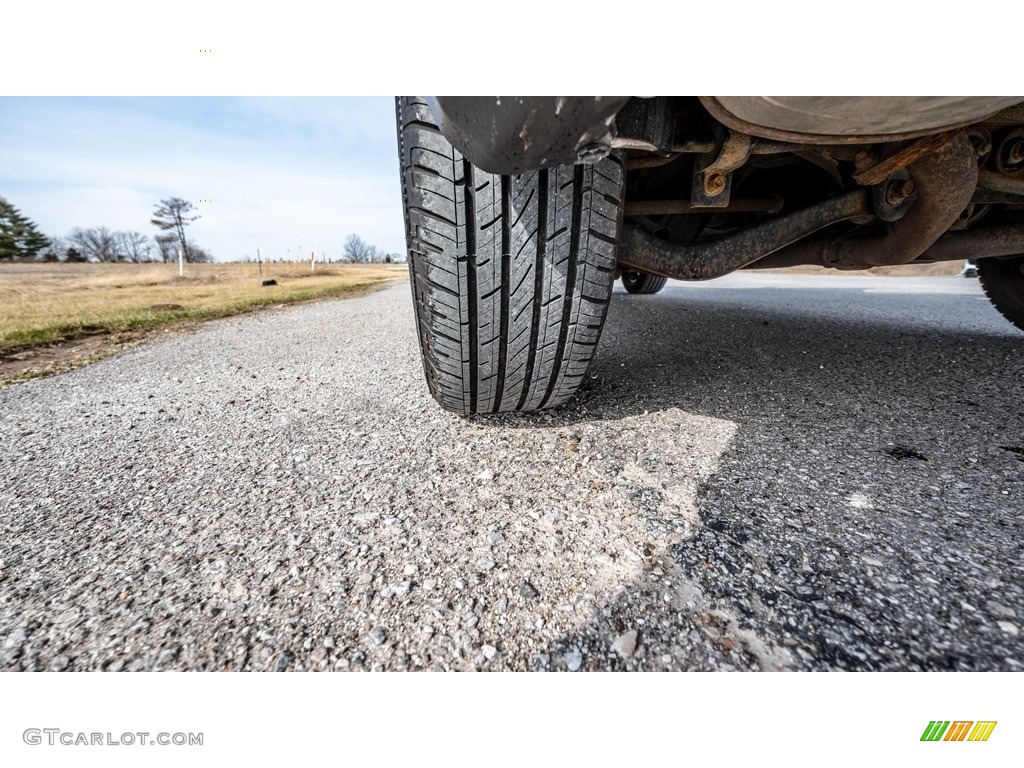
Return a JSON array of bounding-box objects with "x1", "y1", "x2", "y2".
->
[
  {"x1": 978, "y1": 256, "x2": 1024, "y2": 332},
  {"x1": 397, "y1": 97, "x2": 623, "y2": 414}
]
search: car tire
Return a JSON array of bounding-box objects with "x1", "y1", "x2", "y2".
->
[
  {"x1": 978, "y1": 256, "x2": 1024, "y2": 332},
  {"x1": 621, "y1": 270, "x2": 668, "y2": 294},
  {"x1": 396, "y1": 97, "x2": 624, "y2": 414}
]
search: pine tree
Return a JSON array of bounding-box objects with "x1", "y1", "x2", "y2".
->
[{"x1": 0, "y1": 196, "x2": 50, "y2": 260}]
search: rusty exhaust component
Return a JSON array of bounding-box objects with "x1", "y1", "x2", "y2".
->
[
  {"x1": 747, "y1": 225, "x2": 1024, "y2": 269},
  {"x1": 618, "y1": 130, "x2": 980, "y2": 279},
  {"x1": 825, "y1": 131, "x2": 977, "y2": 268},
  {"x1": 625, "y1": 196, "x2": 784, "y2": 217},
  {"x1": 618, "y1": 190, "x2": 871, "y2": 280},
  {"x1": 912, "y1": 226, "x2": 1024, "y2": 262},
  {"x1": 748, "y1": 132, "x2": 980, "y2": 270},
  {"x1": 977, "y1": 168, "x2": 1024, "y2": 197}
]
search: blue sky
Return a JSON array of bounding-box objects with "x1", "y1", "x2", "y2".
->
[{"x1": 0, "y1": 97, "x2": 404, "y2": 261}]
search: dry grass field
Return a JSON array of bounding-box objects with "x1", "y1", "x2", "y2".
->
[
  {"x1": 0, "y1": 261, "x2": 406, "y2": 383},
  {"x1": 0, "y1": 261, "x2": 406, "y2": 353}
]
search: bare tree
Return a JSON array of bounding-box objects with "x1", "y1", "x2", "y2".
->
[
  {"x1": 343, "y1": 233, "x2": 374, "y2": 263},
  {"x1": 187, "y1": 245, "x2": 214, "y2": 263},
  {"x1": 154, "y1": 234, "x2": 177, "y2": 263},
  {"x1": 68, "y1": 226, "x2": 117, "y2": 262},
  {"x1": 114, "y1": 230, "x2": 154, "y2": 263},
  {"x1": 151, "y1": 197, "x2": 200, "y2": 261}
]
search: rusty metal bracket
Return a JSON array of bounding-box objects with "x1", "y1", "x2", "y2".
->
[
  {"x1": 851, "y1": 131, "x2": 956, "y2": 186},
  {"x1": 690, "y1": 130, "x2": 753, "y2": 208}
]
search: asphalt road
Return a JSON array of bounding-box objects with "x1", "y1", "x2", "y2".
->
[{"x1": 1, "y1": 273, "x2": 1021, "y2": 671}]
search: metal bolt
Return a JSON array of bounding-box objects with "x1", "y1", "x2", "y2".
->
[
  {"x1": 576, "y1": 143, "x2": 610, "y2": 163},
  {"x1": 885, "y1": 178, "x2": 916, "y2": 206},
  {"x1": 703, "y1": 171, "x2": 727, "y2": 197},
  {"x1": 854, "y1": 150, "x2": 875, "y2": 171}
]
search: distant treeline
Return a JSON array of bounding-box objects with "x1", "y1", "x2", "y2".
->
[
  {"x1": 37, "y1": 227, "x2": 213, "y2": 264},
  {"x1": 1, "y1": 194, "x2": 404, "y2": 264},
  {"x1": 0, "y1": 194, "x2": 213, "y2": 263}
]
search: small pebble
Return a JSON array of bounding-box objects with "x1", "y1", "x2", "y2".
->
[
  {"x1": 996, "y1": 621, "x2": 1019, "y2": 637},
  {"x1": 611, "y1": 630, "x2": 638, "y2": 659}
]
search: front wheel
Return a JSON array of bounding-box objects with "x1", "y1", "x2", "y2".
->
[
  {"x1": 397, "y1": 97, "x2": 625, "y2": 415},
  {"x1": 978, "y1": 256, "x2": 1024, "y2": 332}
]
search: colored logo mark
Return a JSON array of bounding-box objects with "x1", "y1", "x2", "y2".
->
[{"x1": 920, "y1": 721, "x2": 997, "y2": 742}]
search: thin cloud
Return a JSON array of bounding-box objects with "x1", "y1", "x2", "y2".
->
[{"x1": 0, "y1": 97, "x2": 404, "y2": 260}]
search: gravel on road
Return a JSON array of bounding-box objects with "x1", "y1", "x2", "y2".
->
[{"x1": 0, "y1": 273, "x2": 1021, "y2": 671}]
